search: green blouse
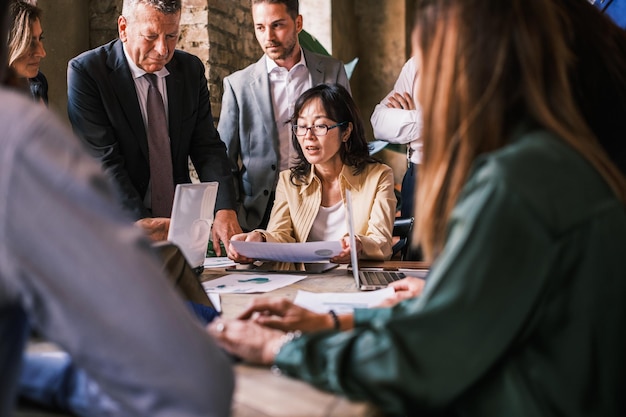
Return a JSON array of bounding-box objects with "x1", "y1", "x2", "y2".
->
[{"x1": 275, "y1": 128, "x2": 626, "y2": 416}]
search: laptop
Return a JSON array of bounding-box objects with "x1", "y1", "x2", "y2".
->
[
  {"x1": 167, "y1": 182, "x2": 218, "y2": 273},
  {"x1": 345, "y1": 189, "x2": 409, "y2": 291}
]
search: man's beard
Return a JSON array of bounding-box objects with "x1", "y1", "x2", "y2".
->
[{"x1": 268, "y1": 37, "x2": 296, "y2": 61}]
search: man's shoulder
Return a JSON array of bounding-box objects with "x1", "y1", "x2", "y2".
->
[
  {"x1": 70, "y1": 39, "x2": 119, "y2": 67},
  {"x1": 224, "y1": 57, "x2": 264, "y2": 84},
  {"x1": 168, "y1": 49, "x2": 205, "y2": 76},
  {"x1": 172, "y1": 49, "x2": 203, "y2": 65},
  {"x1": 302, "y1": 48, "x2": 343, "y2": 67}
]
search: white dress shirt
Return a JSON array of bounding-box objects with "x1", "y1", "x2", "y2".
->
[
  {"x1": 370, "y1": 57, "x2": 423, "y2": 164},
  {"x1": 267, "y1": 49, "x2": 312, "y2": 171}
]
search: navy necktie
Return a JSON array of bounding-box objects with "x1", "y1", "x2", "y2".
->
[{"x1": 144, "y1": 73, "x2": 174, "y2": 217}]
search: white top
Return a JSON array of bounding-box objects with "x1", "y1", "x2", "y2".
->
[
  {"x1": 266, "y1": 49, "x2": 312, "y2": 171},
  {"x1": 307, "y1": 200, "x2": 347, "y2": 242},
  {"x1": 370, "y1": 57, "x2": 423, "y2": 164}
]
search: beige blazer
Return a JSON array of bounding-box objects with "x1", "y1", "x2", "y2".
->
[{"x1": 259, "y1": 163, "x2": 397, "y2": 260}]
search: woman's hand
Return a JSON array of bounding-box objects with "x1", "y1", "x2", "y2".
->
[
  {"x1": 227, "y1": 231, "x2": 265, "y2": 263},
  {"x1": 330, "y1": 235, "x2": 362, "y2": 263},
  {"x1": 238, "y1": 297, "x2": 336, "y2": 332},
  {"x1": 207, "y1": 319, "x2": 285, "y2": 365},
  {"x1": 378, "y1": 277, "x2": 426, "y2": 307}
]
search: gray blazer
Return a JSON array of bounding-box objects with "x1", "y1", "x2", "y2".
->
[{"x1": 217, "y1": 49, "x2": 351, "y2": 231}]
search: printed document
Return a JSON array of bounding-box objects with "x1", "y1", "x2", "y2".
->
[
  {"x1": 229, "y1": 240, "x2": 342, "y2": 262},
  {"x1": 202, "y1": 273, "x2": 307, "y2": 294},
  {"x1": 294, "y1": 287, "x2": 395, "y2": 314}
]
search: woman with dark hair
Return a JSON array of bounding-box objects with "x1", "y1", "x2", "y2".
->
[
  {"x1": 228, "y1": 83, "x2": 396, "y2": 263},
  {"x1": 210, "y1": 1, "x2": 626, "y2": 416},
  {"x1": 7, "y1": 0, "x2": 47, "y2": 103}
]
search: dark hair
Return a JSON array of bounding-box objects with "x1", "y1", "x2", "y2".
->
[
  {"x1": 1, "y1": 0, "x2": 9, "y2": 81},
  {"x1": 562, "y1": 0, "x2": 626, "y2": 176},
  {"x1": 251, "y1": 0, "x2": 298, "y2": 20},
  {"x1": 288, "y1": 83, "x2": 376, "y2": 185}
]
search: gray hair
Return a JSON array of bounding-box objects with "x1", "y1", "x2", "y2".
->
[{"x1": 122, "y1": 0, "x2": 181, "y2": 15}]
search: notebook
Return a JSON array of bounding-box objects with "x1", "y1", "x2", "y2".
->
[
  {"x1": 345, "y1": 189, "x2": 408, "y2": 291},
  {"x1": 167, "y1": 182, "x2": 218, "y2": 271}
]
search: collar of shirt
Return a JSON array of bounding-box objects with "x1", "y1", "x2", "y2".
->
[
  {"x1": 122, "y1": 43, "x2": 170, "y2": 80},
  {"x1": 122, "y1": 43, "x2": 171, "y2": 131},
  {"x1": 265, "y1": 47, "x2": 308, "y2": 75},
  {"x1": 300, "y1": 164, "x2": 361, "y2": 195}
]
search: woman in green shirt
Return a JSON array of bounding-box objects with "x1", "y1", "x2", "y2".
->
[{"x1": 209, "y1": 0, "x2": 626, "y2": 415}]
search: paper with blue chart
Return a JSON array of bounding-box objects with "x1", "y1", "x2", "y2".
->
[
  {"x1": 202, "y1": 273, "x2": 307, "y2": 293},
  {"x1": 229, "y1": 240, "x2": 342, "y2": 262}
]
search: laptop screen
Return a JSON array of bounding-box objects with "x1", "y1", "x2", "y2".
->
[
  {"x1": 167, "y1": 182, "x2": 218, "y2": 268},
  {"x1": 344, "y1": 189, "x2": 361, "y2": 288}
]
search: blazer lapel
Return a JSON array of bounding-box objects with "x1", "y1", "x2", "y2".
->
[
  {"x1": 304, "y1": 49, "x2": 325, "y2": 87},
  {"x1": 108, "y1": 40, "x2": 149, "y2": 160},
  {"x1": 165, "y1": 58, "x2": 183, "y2": 159},
  {"x1": 250, "y1": 56, "x2": 277, "y2": 140}
]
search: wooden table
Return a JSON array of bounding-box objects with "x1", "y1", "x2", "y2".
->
[
  {"x1": 23, "y1": 265, "x2": 398, "y2": 417},
  {"x1": 201, "y1": 265, "x2": 384, "y2": 417}
]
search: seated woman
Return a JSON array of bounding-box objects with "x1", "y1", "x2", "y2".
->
[
  {"x1": 228, "y1": 83, "x2": 397, "y2": 264},
  {"x1": 7, "y1": 0, "x2": 47, "y2": 104},
  {"x1": 210, "y1": 0, "x2": 626, "y2": 416}
]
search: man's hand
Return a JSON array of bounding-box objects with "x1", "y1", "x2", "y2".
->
[
  {"x1": 386, "y1": 92, "x2": 415, "y2": 110},
  {"x1": 227, "y1": 231, "x2": 265, "y2": 263},
  {"x1": 211, "y1": 209, "x2": 242, "y2": 256},
  {"x1": 135, "y1": 217, "x2": 170, "y2": 241}
]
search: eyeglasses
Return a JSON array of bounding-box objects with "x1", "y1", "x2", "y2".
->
[{"x1": 292, "y1": 121, "x2": 348, "y2": 137}]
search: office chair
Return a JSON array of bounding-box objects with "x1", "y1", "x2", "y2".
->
[{"x1": 391, "y1": 217, "x2": 414, "y2": 260}]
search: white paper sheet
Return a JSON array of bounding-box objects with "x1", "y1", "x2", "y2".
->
[
  {"x1": 207, "y1": 293, "x2": 221, "y2": 312},
  {"x1": 230, "y1": 240, "x2": 342, "y2": 262},
  {"x1": 203, "y1": 257, "x2": 236, "y2": 268},
  {"x1": 202, "y1": 273, "x2": 307, "y2": 294},
  {"x1": 293, "y1": 287, "x2": 395, "y2": 314}
]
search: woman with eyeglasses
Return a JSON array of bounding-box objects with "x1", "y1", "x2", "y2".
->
[{"x1": 228, "y1": 83, "x2": 396, "y2": 263}]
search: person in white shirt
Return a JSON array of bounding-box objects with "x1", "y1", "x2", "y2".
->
[{"x1": 370, "y1": 57, "x2": 422, "y2": 218}]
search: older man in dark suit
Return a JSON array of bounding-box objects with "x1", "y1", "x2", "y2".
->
[{"x1": 68, "y1": 0, "x2": 241, "y2": 254}]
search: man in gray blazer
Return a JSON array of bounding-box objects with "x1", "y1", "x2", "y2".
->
[{"x1": 218, "y1": 0, "x2": 351, "y2": 231}]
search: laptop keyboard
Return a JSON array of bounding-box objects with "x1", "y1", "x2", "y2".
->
[{"x1": 360, "y1": 271, "x2": 406, "y2": 286}]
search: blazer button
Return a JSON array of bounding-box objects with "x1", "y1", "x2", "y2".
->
[
  {"x1": 271, "y1": 165, "x2": 276, "y2": 170},
  {"x1": 263, "y1": 190, "x2": 269, "y2": 196}
]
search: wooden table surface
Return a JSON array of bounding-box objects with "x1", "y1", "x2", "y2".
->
[
  {"x1": 22, "y1": 266, "x2": 389, "y2": 417},
  {"x1": 201, "y1": 265, "x2": 384, "y2": 417}
]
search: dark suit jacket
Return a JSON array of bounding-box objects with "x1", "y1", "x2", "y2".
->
[{"x1": 67, "y1": 39, "x2": 235, "y2": 219}]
